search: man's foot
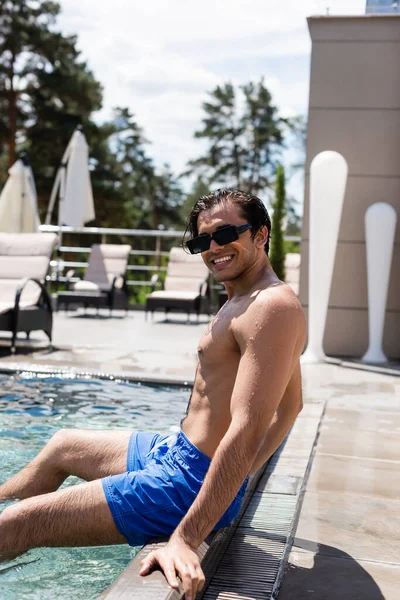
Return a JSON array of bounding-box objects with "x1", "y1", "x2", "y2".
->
[
  {"x1": 0, "y1": 550, "x2": 24, "y2": 563},
  {"x1": 0, "y1": 557, "x2": 39, "y2": 573}
]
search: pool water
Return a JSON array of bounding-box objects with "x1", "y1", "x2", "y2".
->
[{"x1": 0, "y1": 373, "x2": 190, "y2": 599}]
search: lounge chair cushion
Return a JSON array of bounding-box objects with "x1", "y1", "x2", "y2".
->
[
  {"x1": 146, "y1": 247, "x2": 209, "y2": 314},
  {"x1": 162, "y1": 248, "x2": 208, "y2": 293},
  {"x1": 147, "y1": 291, "x2": 200, "y2": 300},
  {"x1": 0, "y1": 233, "x2": 57, "y2": 312},
  {"x1": 73, "y1": 281, "x2": 101, "y2": 293},
  {"x1": 0, "y1": 301, "x2": 13, "y2": 314},
  {"x1": 73, "y1": 277, "x2": 124, "y2": 293},
  {"x1": 77, "y1": 244, "x2": 131, "y2": 292}
]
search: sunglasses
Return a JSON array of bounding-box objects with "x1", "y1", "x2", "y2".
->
[{"x1": 185, "y1": 223, "x2": 252, "y2": 254}]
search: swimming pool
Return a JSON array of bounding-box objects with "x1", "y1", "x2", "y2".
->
[{"x1": 0, "y1": 373, "x2": 190, "y2": 599}]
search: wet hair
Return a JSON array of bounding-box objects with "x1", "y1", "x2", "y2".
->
[{"x1": 184, "y1": 188, "x2": 272, "y2": 255}]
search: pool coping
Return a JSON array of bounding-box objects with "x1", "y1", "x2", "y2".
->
[
  {"x1": 98, "y1": 403, "x2": 325, "y2": 600},
  {"x1": 0, "y1": 362, "x2": 193, "y2": 388},
  {"x1": 1, "y1": 356, "x2": 398, "y2": 390}
]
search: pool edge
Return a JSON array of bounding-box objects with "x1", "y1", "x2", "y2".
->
[{"x1": 0, "y1": 362, "x2": 194, "y2": 388}]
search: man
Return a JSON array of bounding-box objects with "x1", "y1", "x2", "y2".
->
[{"x1": 0, "y1": 188, "x2": 305, "y2": 600}]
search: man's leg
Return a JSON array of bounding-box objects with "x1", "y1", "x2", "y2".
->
[
  {"x1": 0, "y1": 479, "x2": 127, "y2": 559},
  {"x1": 0, "y1": 429, "x2": 132, "y2": 501}
]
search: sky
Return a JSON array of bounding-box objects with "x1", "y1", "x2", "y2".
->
[{"x1": 57, "y1": 0, "x2": 366, "y2": 204}]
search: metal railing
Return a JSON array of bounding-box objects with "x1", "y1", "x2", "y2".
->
[{"x1": 39, "y1": 224, "x2": 301, "y2": 299}]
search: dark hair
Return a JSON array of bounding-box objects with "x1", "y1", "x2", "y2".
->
[{"x1": 184, "y1": 188, "x2": 272, "y2": 255}]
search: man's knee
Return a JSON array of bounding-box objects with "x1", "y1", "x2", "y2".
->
[
  {"x1": 50, "y1": 428, "x2": 85, "y2": 453},
  {"x1": 1, "y1": 502, "x2": 20, "y2": 526},
  {"x1": 0, "y1": 503, "x2": 29, "y2": 551},
  {"x1": 46, "y1": 429, "x2": 82, "y2": 470},
  {"x1": 50, "y1": 428, "x2": 78, "y2": 446}
]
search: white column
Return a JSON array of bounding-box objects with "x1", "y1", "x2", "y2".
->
[
  {"x1": 302, "y1": 151, "x2": 348, "y2": 363},
  {"x1": 361, "y1": 202, "x2": 397, "y2": 364}
]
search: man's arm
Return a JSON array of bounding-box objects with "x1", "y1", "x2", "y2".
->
[
  {"x1": 140, "y1": 294, "x2": 305, "y2": 599},
  {"x1": 250, "y1": 361, "x2": 303, "y2": 474}
]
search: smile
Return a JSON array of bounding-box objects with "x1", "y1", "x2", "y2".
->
[{"x1": 212, "y1": 255, "x2": 234, "y2": 265}]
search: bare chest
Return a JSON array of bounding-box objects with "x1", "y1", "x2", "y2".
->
[{"x1": 197, "y1": 305, "x2": 240, "y2": 365}]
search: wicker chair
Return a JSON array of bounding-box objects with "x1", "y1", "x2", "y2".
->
[{"x1": 0, "y1": 232, "x2": 57, "y2": 351}]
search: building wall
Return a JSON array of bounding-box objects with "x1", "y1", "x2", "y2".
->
[{"x1": 300, "y1": 15, "x2": 400, "y2": 358}]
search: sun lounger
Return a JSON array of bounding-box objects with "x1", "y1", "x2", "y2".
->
[
  {"x1": 0, "y1": 232, "x2": 57, "y2": 351},
  {"x1": 57, "y1": 244, "x2": 132, "y2": 314},
  {"x1": 145, "y1": 247, "x2": 210, "y2": 320}
]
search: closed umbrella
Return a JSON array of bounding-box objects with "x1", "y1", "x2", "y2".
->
[
  {"x1": 45, "y1": 127, "x2": 95, "y2": 228},
  {"x1": 0, "y1": 158, "x2": 40, "y2": 233}
]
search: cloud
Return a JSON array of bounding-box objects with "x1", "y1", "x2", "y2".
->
[{"x1": 58, "y1": 0, "x2": 366, "y2": 199}]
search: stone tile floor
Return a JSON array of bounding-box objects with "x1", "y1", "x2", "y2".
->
[
  {"x1": 279, "y1": 362, "x2": 400, "y2": 600},
  {"x1": 0, "y1": 309, "x2": 209, "y2": 384}
]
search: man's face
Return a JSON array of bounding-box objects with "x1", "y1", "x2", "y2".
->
[{"x1": 196, "y1": 201, "x2": 260, "y2": 282}]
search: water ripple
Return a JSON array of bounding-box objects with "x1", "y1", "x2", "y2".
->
[{"x1": 0, "y1": 375, "x2": 190, "y2": 599}]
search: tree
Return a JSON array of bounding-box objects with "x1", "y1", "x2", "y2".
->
[
  {"x1": 180, "y1": 176, "x2": 210, "y2": 225},
  {"x1": 27, "y1": 34, "x2": 102, "y2": 207},
  {"x1": 0, "y1": 0, "x2": 61, "y2": 169},
  {"x1": 0, "y1": 0, "x2": 103, "y2": 214},
  {"x1": 287, "y1": 114, "x2": 307, "y2": 176},
  {"x1": 137, "y1": 164, "x2": 184, "y2": 231},
  {"x1": 106, "y1": 108, "x2": 184, "y2": 231},
  {"x1": 0, "y1": 1, "x2": 185, "y2": 234},
  {"x1": 284, "y1": 114, "x2": 307, "y2": 241},
  {"x1": 91, "y1": 107, "x2": 152, "y2": 229},
  {"x1": 186, "y1": 83, "x2": 245, "y2": 187},
  {"x1": 241, "y1": 80, "x2": 285, "y2": 195},
  {"x1": 185, "y1": 79, "x2": 287, "y2": 197},
  {"x1": 269, "y1": 165, "x2": 286, "y2": 281}
]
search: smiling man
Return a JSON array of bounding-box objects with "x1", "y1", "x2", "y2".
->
[
  {"x1": 0, "y1": 188, "x2": 305, "y2": 600},
  {"x1": 139, "y1": 188, "x2": 306, "y2": 596}
]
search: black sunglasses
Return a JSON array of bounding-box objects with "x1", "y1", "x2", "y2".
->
[{"x1": 185, "y1": 223, "x2": 252, "y2": 254}]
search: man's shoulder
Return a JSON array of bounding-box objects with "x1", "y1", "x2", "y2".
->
[
  {"x1": 254, "y1": 281, "x2": 303, "y2": 315},
  {"x1": 236, "y1": 283, "x2": 305, "y2": 335}
]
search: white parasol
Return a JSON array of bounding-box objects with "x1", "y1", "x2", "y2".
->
[
  {"x1": 45, "y1": 127, "x2": 95, "y2": 228},
  {"x1": 0, "y1": 159, "x2": 40, "y2": 233}
]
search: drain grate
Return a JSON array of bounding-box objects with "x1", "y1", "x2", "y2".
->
[
  {"x1": 98, "y1": 401, "x2": 324, "y2": 599},
  {"x1": 202, "y1": 494, "x2": 298, "y2": 600},
  {"x1": 201, "y1": 404, "x2": 324, "y2": 600}
]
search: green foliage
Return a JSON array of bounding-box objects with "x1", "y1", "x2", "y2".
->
[
  {"x1": 0, "y1": 1, "x2": 303, "y2": 308},
  {"x1": 0, "y1": 3, "x2": 185, "y2": 235},
  {"x1": 286, "y1": 114, "x2": 307, "y2": 177},
  {"x1": 241, "y1": 80, "x2": 286, "y2": 195},
  {"x1": 284, "y1": 240, "x2": 300, "y2": 254},
  {"x1": 270, "y1": 165, "x2": 286, "y2": 280},
  {"x1": 0, "y1": 0, "x2": 103, "y2": 213},
  {"x1": 185, "y1": 79, "x2": 287, "y2": 197},
  {"x1": 187, "y1": 83, "x2": 245, "y2": 186},
  {"x1": 181, "y1": 177, "x2": 210, "y2": 226}
]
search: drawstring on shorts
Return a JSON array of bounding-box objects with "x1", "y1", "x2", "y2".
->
[{"x1": 145, "y1": 425, "x2": 180, "y2": 458}]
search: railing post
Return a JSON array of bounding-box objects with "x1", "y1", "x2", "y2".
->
[{"x1": 155, "y1": 233, "x2": 162, "y2": 268}]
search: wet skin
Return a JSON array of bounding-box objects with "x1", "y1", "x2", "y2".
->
[
  {"x1": 181, "y1": 201, "x2": 304, "y2": 471},
  {"x1": 0, "y1": 200, "x2": 305, "y2": 600},
  {"x1": 140, "y1": 200, "x2": 306, "y2": 598}
]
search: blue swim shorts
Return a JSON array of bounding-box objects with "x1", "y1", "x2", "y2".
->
[{"x1": 102, "y1": 429, "x2": 249, "y2": 547}]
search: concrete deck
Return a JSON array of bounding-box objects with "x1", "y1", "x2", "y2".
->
[
  {"x1": 279, "y1": 362, "x2": 400, "y2": 600},
  {"x1": 0, "y1": 309, "x2": 207, "y2": 384},
  {"x1": 0, "y1": 309, "x2": 399, "y2": 598}
]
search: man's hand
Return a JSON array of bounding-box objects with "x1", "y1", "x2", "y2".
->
[{"x1": 139, "y1": 536, "x2": 205, "y2": 600}]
